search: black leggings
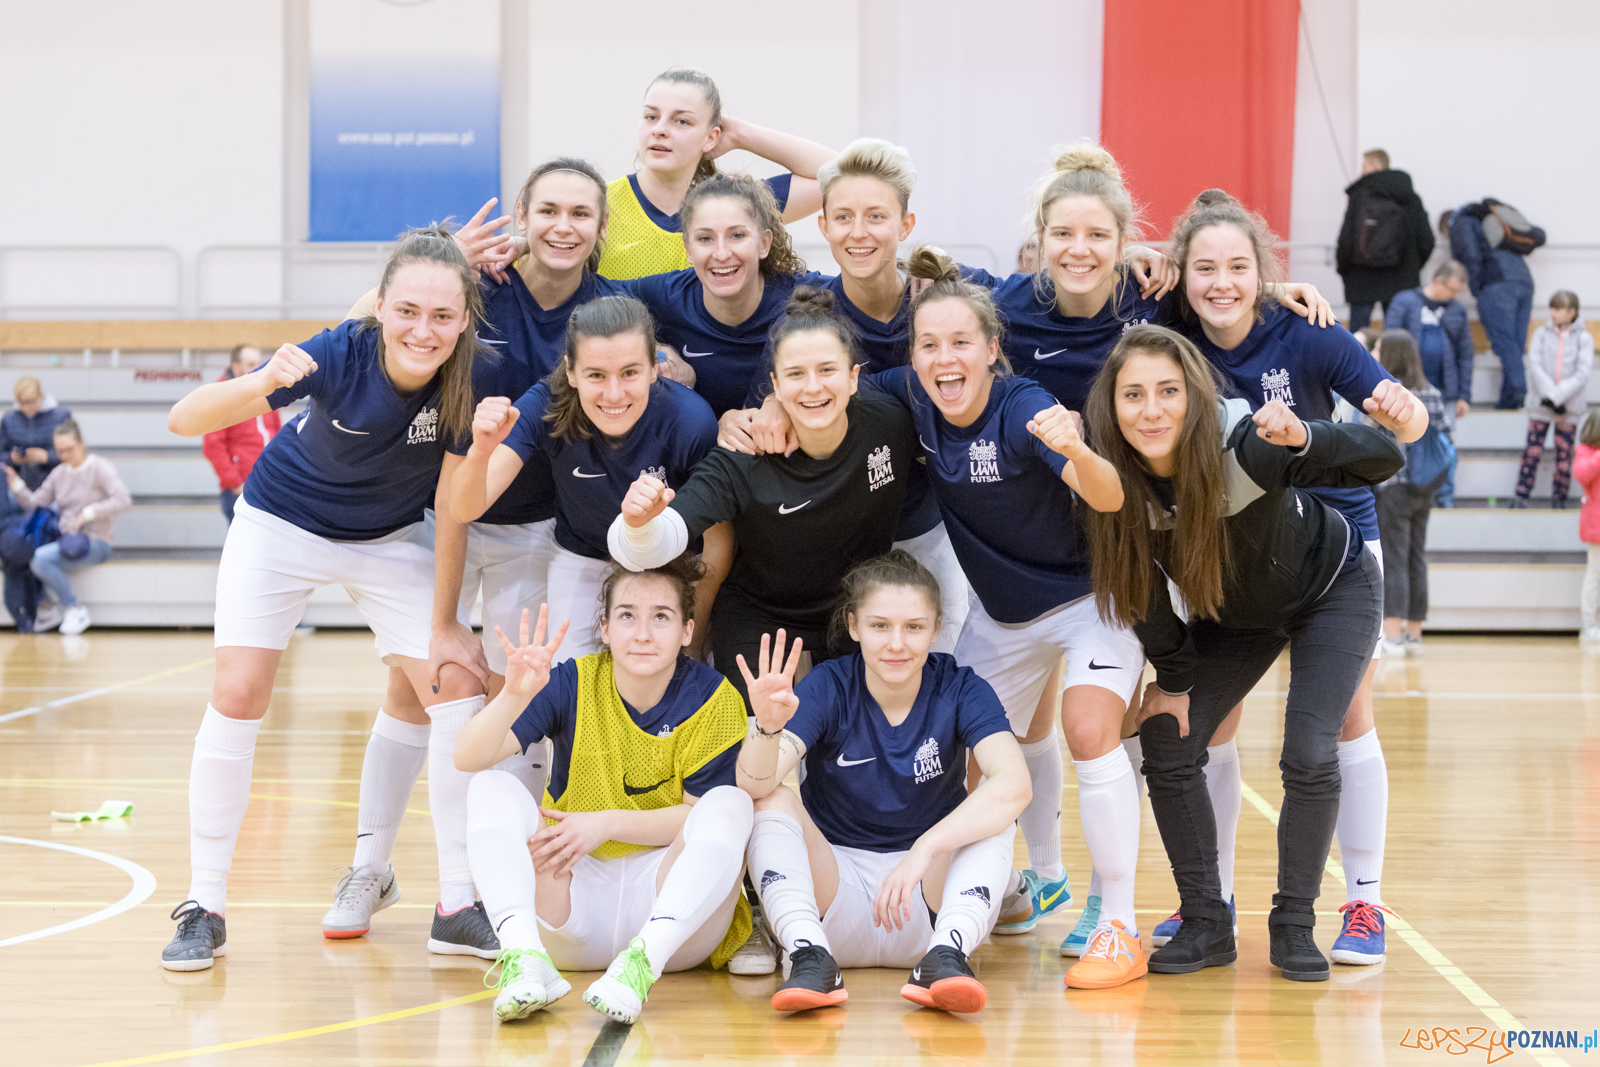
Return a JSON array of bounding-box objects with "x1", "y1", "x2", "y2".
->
[{"x1": 1140, "y1": 550, "x2": 1382, "y2": 921}]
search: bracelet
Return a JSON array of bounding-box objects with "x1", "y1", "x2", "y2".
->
[{"x1": 753, "y1": 721, "x2": 784, "y2": 738}]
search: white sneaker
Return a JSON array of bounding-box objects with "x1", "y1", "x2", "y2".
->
[
  {"x1": 1583, "y1": 626, "x2": 1600, "y2": 643},
  {"x1": 32, "y1": 601, "x2": 64, "y2": 633},
  {"x1": 1378, "y1": 637, "x2": 1407, "y2": 658},
  {"x1": 727, "y1": 906, "x2": 779, "y2": 975},
  {"x1": 490, "y1": 948, "x2": 571, "y2": 1021},
  {"x1": 321, "y1": 865, "x2": 400, "y2": 937},
  {"x1": 60, "y1": 604, "x2": 90, "y2": 636},
  {"x1": 1403, "y1": 634, "x2": 1424, "y2": 656},
  {"x1": 583, "y1": 937, "x2": 654, "y2": 1024}
]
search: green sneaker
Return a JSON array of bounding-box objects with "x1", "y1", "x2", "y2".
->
[
  {"x1": 487, "y1": 947, "x2": 570, "y2": 1021},
  {"x1": 583, "y1": 937, "x2": 656, "y2": 1023},
  {"x1": 1060, "y1": 895, "x2": 1103, "y2": 957}
]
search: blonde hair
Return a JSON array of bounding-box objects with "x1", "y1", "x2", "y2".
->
[
  {"x1": 1028, "y1": 142, "x2": 1143, "y2": 302},
  {"x1": 13, "y1": 375, "x2": 42, "y2": 401},
  {"x1": 817, "y1": 138, "x2": 917, "y2": 214}
]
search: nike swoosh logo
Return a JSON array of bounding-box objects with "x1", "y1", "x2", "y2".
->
[
  {"x1": 777, "y1": 501, "x2": 811, "y2": 515},
  {"x1": 1087, "y1": 659, "x2": 1120, "y2": 670},
  {"x1": 681, "y1": 348, "x2": 713, "y2": 358},
  {"x1": 912, "y1": 967, "x2": 922, "y2": 981},
  {"x1": 1034, "y1": 348, "x2": 1067, "y2": 360},
  {"x1": 331, "y1": 420, "x2": 369, "y2": 435},
  {"x1": 919, "y1": 435, "x2": 937, "y2": 455},
  {"x1": 1356, "y1": 878, "x2": 1378, "y2": 885},
  {"x1": 836, "y1": 755, "x2": 875, "y2": 767},
  {"x1": 622, "y1": 776, "x2": 672, "y2": 797},
  {"x1": 1039, "y1": 885, "x2": 1066, "y2": 910},
  {"x1": 572, "y1": 468, "x2": 606, "y2": 479}
]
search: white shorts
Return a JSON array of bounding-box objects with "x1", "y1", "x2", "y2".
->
[
  {"x1": 822, "y1": 844, "x2": 934, "y2": 969},
  {"x1": 540, "y1": 847, "x2": 739, "y2": 973},
  {"x1": 457, "y1": 518, "x2": 556, "y2": 674},
  {"x1": 214, "y1": 498, "x2": 433, "y2": 662},
  {"x1": 545, "y1": 546, "x2": 613, "y2": 663},
  {"x1": 955, "y1": 594, "x2": 1143, "y2": 734},
  {"x1": 893, "y1": 522, "x2": 970, "y2": 656},
  {"x1": 1366, "y1": 538, "x2": 1384, "y2": 660}
]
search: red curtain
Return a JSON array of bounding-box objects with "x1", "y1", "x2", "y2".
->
[{"x1": 1101, "y1": 0, "x2": 1300, "y2": 241}]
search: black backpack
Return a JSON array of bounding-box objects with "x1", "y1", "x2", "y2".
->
[{"x1": 1350, "y1": 195, "x2": 1406, "y2": 269}]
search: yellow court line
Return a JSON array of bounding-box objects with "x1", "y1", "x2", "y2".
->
[
  {"x1": 78, "y1": 989, "x2": 496, "y2": 1067},
  {"x1": 1239, "y1": 782, "x2": 1569, "y2": 1067},
  {"x1": 0, "y1": 657, "x2": 217, "y2": 725},
  {"x1": 0, "y1": 781, "x2": 429, "y2": 816}
]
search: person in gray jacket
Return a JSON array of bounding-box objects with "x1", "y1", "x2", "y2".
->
[{"x1": 1514, "y1": 290, "x2": 1593, "y2": 508}]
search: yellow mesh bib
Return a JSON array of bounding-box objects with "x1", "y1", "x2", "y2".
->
[
  {"x1": 541, "y1": 651, "x2": 752, "y2": 968},
  {"x1": 596, "y1": 176, "x2": 691, "y2": 280}
]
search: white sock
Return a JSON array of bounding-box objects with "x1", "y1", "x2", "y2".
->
[
  {"x1": 1120, "y1": 734, "x2": 1146, "y2": 800},
  {"x1": 495, "y1": 738, "x2": 548, "y2": 801},
  {"x1": 465, "y1": 769, "x2": 546, "y2": 952},
  {"x1": 1205, "y1": 739, "x2": 1242, "y2": 903},
  {"x1": 187, "y1": 705, "x2": 262, "y2": 912},
  {"x1": 353, "y1": 711, "x2": 429, "y2": 870},
  {"x1": 932, "y1": 824, "x2": 1016, "y2": 953},
  {"x1": 1336, "y1": 729, "x2": 1388, "y2": 905},
  {"x1": 426, "y1": 695, "x2": 484, "y2": 911},
  {"x1": 1018, "y1": 733, "x2": 1065, "y2": 881},
  {"x1": 1074, "y1": 747, "x2": 1141, "y2": 930},
  {"x1": 748, "y1": 809, "x2": 830, "y2": 953},
  {"x1": 639, "y1": 786, "x2": 752, "y2": 977}
]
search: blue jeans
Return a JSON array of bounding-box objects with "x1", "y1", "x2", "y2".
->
[
  {"x1": 30, "y1": 538, "x2": 112, "y2": 607},
  {"x1": 1477, "y1": 279, "x2": 1534, "y2": 409}
]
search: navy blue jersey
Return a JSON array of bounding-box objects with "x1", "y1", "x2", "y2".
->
[
  {"x1": 869, "y1": 368, "x2": 1087, "y2": 623},
  {"x1": 968, "y1": 269, "x2": 1175, "y2": 415},
  {"x1": 502, "y1": 378, "x2": 719, "y2": 559},
  {"x1": 1187, "y1": 305, "x2": 1394, "y2": 540},
  {"x1": 246, "y1": 319, "x2": 447, "y2": 540},
  {"x1": 786, "y1": 653, "x2": 1011, "y2": 853},
  {"x1": 448, "y1": 271, "x2": 631, "y2": 525},
  {"x1": 511, "y1": 655, "x2": 738, "y2": 799},
  {"x1": 625, "y1": 172, "x2": 792, "y2": 232},
  {"x1": 623, "y1": 268, "x2": 829, "y2": 417}
]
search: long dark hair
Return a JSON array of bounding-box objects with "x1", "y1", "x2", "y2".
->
[
  {"x1": 1170, "y1": 189, "x2": 1284, "y2": 328},
  {"x1": 543, "y1": 295, "x2": 658, "y2": 443},
  {"x1": 1375, "y1": 330, "x2": 1426, "y2": 391},
  {"x1": 1083, "y1": 325, "x2": 1233, "y2": 626},
  {"x1": 680, "y1": 173, "x2": 807, "y2": 278}
]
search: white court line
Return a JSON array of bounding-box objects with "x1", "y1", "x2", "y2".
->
[
  {"x1": 0, "y1": 657, "x2": 214, "y2": 725},
  {"x1": 0, "y1": 836, "x2": 157, "y2": 949},
  {"x1": 1238, "y1": 782, "x2": 1569, "y2": 1067}
]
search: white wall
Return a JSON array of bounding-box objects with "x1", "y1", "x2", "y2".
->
[
  {"x1": 0, "y1": 2, "x2": 284, "y2": 316},
  {"x1": 1287, "y1": 0, "x2": 1357, "y2": 298}
]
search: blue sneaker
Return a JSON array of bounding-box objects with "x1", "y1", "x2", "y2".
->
[
  {"x1": 1331, "y1": 901, "x2": 1390, "y2": 965},
  {"x1": 993, "y1": 870, "x2": 1072, "y2": 935},
  {"x1": 1059, "y1": 895, "x2": 1102, "y2": 956},
  {"x1": 1151, "y1": 896, "x2": 1235, "y2": 947}
]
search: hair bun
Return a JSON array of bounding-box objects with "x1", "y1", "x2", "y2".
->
[
  {"x1": 785, "y1": 286, "x2": 835, "y2": 316},
  {"x1": 1191, "y1": 188, "x2": 1237, "y2": 210},
  {"x1": 904, "y1": 245, "x2": 959, "y2": 282},
  {"x1": 1051, "y1": 142, "x2": 1122, "y2": 182}
]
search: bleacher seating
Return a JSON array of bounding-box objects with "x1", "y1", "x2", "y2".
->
[{"x1": 0, "y1": 319, "x2": 1592, "y2": 631}]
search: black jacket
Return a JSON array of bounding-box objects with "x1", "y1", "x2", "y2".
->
[
  {"x1": 1134, "y1": 400, "x2": 1403, "y2": 694},
  {"x1": 1336, "y1": 168, "x2": 1434, "y2": 305}
]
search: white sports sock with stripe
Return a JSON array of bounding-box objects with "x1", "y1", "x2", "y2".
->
[
  {"x1": 187, "y1": 705, "x2": 262, "y2": 912},
  {"x1": 639, "y1": 786, "x2": 753, "y2": 977},
  {"x1": 1205, "y1": 739, "x2": 1242, "y2": 903},
  {"x1": 466, "y1": 769, "x2": 546, "y2": 952},
  {"x1": 932, "y1": 824, "x2": 1016, "y2": 953},
  {"x1": 1074, "y1": 746, "x2": 1141, "y2": 931},
  {"x1": 353, "y1": 711, "x2": 430, "y2": 870},
  {"x1": 747, "y1": 809, "x2": 830, "y2": 954},
  {"x1": 1018, "y1": 733, "x2": 1065, "y2": 881},
  {"x1": 426, "y1": 695, "x2": 484, "y2": 911},
  {"x1": 1336, "y1": 729, "x2": 1388, "y2": 905}
]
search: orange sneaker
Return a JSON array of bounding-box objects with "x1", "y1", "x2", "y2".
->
[{"x1": 1063, "y1": 920, "x2": 1148, "y2": 990}]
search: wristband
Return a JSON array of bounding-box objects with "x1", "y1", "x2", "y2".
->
[{"x1": 753, "y1": 721, "x2": 785, "y2": 738}]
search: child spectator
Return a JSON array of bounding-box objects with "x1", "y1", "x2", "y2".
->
[
  {"x1": 1574, "y1": 411, "x2": 1600, "y2": 642},
  {"x1": 1513, "y1": 291, "x2": 1592, "y2": 509},
  {"x1": 201, "y1": 345, "x2": 280, "y2": 522}
]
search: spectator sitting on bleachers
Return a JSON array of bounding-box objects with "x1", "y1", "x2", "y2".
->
[
  {"x1": 1513, "y1": 290, "x2": 1593, "y2": 510},
  {"x1": 1, "y1": 377, "x2": 72, "y2": 501},
  {"x1": 201, "y1": 345, "x2": 280, "y2": 523},
  {"x1": 3, "y1": 419, "x2": 131, "y2": 636}
]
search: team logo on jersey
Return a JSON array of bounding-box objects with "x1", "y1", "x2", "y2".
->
[
  {"x1": 1261, "y1": 368, "x2": 1295, "y2": 407},
  {"x1": 1120, "y1": 317, "x2": 1151, "y2": 334},
  {"x1": 867, "y1": 445, "x2": 895, "y2": 491},
  {"x1": 640, "y1": 465, "x2": 667, "y2": 485},
  {"x1": 968, "y1": 440, "x2": 1002, "y2": 484},
  {"x1": 656, "y1": 722, "x2": 674, "y2": 738},
  {"x1": 407, "y1": 407, "x2": 439, "y2": 445},
  {"x1": 913, "y1": 736, "x2": 944, "y2": 783}
]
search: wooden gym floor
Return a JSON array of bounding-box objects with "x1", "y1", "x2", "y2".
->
[{"x1": 2, "y1": 630, "x2": 1597, "y2": 1066}]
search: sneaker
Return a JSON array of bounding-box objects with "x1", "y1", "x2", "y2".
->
[
  {"x1": 1059, "y1": 895, "x2": 1102, "y2": 956},
  {"x1": 1403, "y1": 634, "x2": 1424, "y2": 655},
  {"x1": 60, "y1": 604, "x2": 91, "y2": 636},
  {"x1": 32, "y1": 601, "x2": 64, "y2": 633},
  {"x1": 901, "y1": 937, "x2": 986, "y2": 1013},
  {"x1": 997, "y1": 870, "x2": 1030, "y2": 926},
  {"x1": 1063, "y1": 920, "x2": 1146, "y2": 989},
  {"x1": 428, "y1": 901, "x2": 501, "y2": 959},
  {"x1": 1582, "y1": 626, "x2": 1600, "y2": 643},
  {"x1": 583, "y1": 936, "x2": 655, "y2": 1023},
  {"x1": 321, "y1": 865, "x2": 400, "y2": 938},
  {"x1": 1151, "y1": 896, "x2": 1235, "y2": 947},
  {"x1": 1379, "y1": 637, "x2": 1407, "y2": 657},
  {"x1": 1331, "y1": 901, "x2": 1391, "y2": 965},
  {"x1": 1268, "y1": 910, "x2": 1329, "y2": 982},
  {"x1": 1147, "y1": 915, "x2": 1237, "y2": 974},
  {"x1": 162, "y1": 901, "x2": 227, "y2": 972},
  {"x1": 728, "y1": 903, "x2": 779, "y2": 976},
  {"x1": 992, "y1": 869, "x2": 1071, "y2": 935},
  {"x1": 487, "y1": 947, "x2": 571, "y2": 1021},
  {"x1": 771, "y1": 940, "x2": 847, "y2": 1012}
]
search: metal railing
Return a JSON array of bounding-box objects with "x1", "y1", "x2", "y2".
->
[
  {"x1": 0, "y1": 245, "x2": 183, "y2": 319},
  {"x1": 195, "y1": 242, "x2": 394, "y2": 319}
]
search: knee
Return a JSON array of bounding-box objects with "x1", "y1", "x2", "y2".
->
[
  {"x1": 432, "y1": 662, "x2": 485, "y2": 704},
  {"x1": 467, "y1": 769, "x2": 524, "y2": 819},
  {"x1": 689, "y1": 784, "x2": 754, "y2": 839},
  {"x1": 1279, "y1": 749, "x2": 1340, "y2": 795},
  {"x1": 751, "y1": 785, "x2": 803, "y2": 820}
]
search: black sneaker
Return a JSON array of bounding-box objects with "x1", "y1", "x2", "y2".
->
[
  {"x1": 1148, "y1": 915, "x2": 1237, "y2": 974},
  {"x1": 428, "y1": 901, "x2": 501, "y2": 959},
  {"x1": 900, "y1": 938, "x2": 987, "y2": 1014},
  {"x1": 1269, "y1": 910, "x2": 1329, "y2": 982},
  {"x1": 162, "y1": 901, "x2": 227, "y2": 972},
  {"x1": 771, "y1": 941, "x2": 847, "y2": 1012}
]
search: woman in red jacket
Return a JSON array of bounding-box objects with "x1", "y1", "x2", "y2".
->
[{"x1": 203, "y1": 346, "x2": 282, "y2": 522}]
